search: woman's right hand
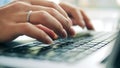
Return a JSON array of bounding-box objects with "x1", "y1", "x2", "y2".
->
[{"x1": 0, "y1": 1, "x2": 75, "y2": 44}]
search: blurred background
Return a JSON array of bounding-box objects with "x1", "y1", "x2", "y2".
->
[
  {"x1": 60, "y1": 0, "x2": 120, "y2": 9},
  {"x1": 52, "y1": 0, "x2": 120, "y2": 31}
]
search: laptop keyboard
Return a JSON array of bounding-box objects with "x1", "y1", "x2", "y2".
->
[{"x1": 0, "y1": 32, "x2": 117, "y2": 62}]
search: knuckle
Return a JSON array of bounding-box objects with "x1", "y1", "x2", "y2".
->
[
  {"x1": 64, "y1": 20, "x2": 71, "y2": 29},
  {"x1": 12, "y1": 1, "x2": 30, "y2": 11},
  {"x1": 49, "y1": 1, "x2": 57, "y2": 9},
  {"x1": 66, "y1": 20, "x2": 71, "y2": 25},
  {"x1": 14, "y1": 2, "x2": 24, "y2": 7},
  {"x1": 32, "y1": 11, "x2": 49, "y2": 23},
  {"x1": 38, "y1": 11, "x2": 48, "y2": 19},
  {"x1": 21, "y1": 23, "x2": 31, "y2": 32},
  {"x1": 48, "y1": 8, "x2": 57, "y2": 15},
  {"x1": 72, "y1": 7, "x2": 77, "y2": 12},
  {"x1": 48, "y1": 8, "x2": 56, "y2": 12}
]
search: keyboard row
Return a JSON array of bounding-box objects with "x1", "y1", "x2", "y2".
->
[{"x1": 0, "y1": 32, "x2": 117, "y2": 62}]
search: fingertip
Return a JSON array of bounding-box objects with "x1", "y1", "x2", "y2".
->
[
  {"x1": 69, "y1": 27, "x2": 76, "y2": 37},
  {"x1": 44, "y1": 36, "x2": 53, "y2": 44},
  {"x1": 88, "y1": 26, "x2": 95, "y2": 30},
  {"x1": 78, "y1": 20, "x2": 85, "y2": 29},
  {"x1": 86, "y1": 22, "x2": 95, "y2": 30},
  {"x1": 61, "y1": 29, "x2": 67, "y2": 38},
  {"x1": 36, "y1": 24, "x2": 58, "y2": 40},
  {"x1": 53, "y1": 34, "x2": 58, "y2": 40}
]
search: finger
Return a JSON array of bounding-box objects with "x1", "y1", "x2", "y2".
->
[
  {"x1": 16, "y1": 23, "x2": 53, "y2": 44},
  {"x1": 80, "y1": 9, "x2": 94, "y2": 30},
  {"x1": 29, "y1": 0, "x2": 69, "y2": 18},
  {"x1": 14, "y1": 4, "x2": 74, "y2": 37},
  {"x1": 13, "y1": 8, "x2": 67, "y2": 38},
  {"x1": 59, "y1": 2, "x2": 85, "y2": 28},
  {"x1": 68, "y1": 10, "x2": 85, "y2": 28},
  {"x1": 36, "y1": 24, "x2": 58, "y2": 40},
  {"x1": 30, "y1": 11, "x2": 67, "y2": 38},
  {"x1": 30, "y1": 5, "x2": 74, "y2": 36},
  {"x1": 31, "y1": 5, "x2": 72, "y2": 25}
]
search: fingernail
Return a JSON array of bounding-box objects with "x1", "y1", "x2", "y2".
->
[
  {"x1": 61, "y1": 29, "x2": 67, "y2": 38},
  {"x1": 70, "y1": 27, "x2": 76, "y2": 37},
  {"x1": 87, "y1": 23, "x2": 95, "y2": 30},
  {"x1": 45, "y1": 36, "x2": 53, "y2": 44},
  {"x1": 53, "y1": 34, "x2": 58, "y2": 40}
]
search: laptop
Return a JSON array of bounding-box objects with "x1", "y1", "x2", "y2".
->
[
  {"x1": 106, "y1": 29, "x2": 120, "y2": 68},
  {"x1": 0, "y1": 10, "x2": 119, "y2": 68}
]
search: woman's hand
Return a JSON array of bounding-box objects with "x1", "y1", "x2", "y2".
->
[
  {"x1": 59, "y1": 2, "x2": 94, "y2": 30},
  {"x1": 0, "y1": 0, "x2": 94, "y2": 44},
  {"x1": 19, "y1": 0, "x2": 94, "y2": 30},
  {"x1": 0, "y1": 1, "x2": 75, "y2": 44}
]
